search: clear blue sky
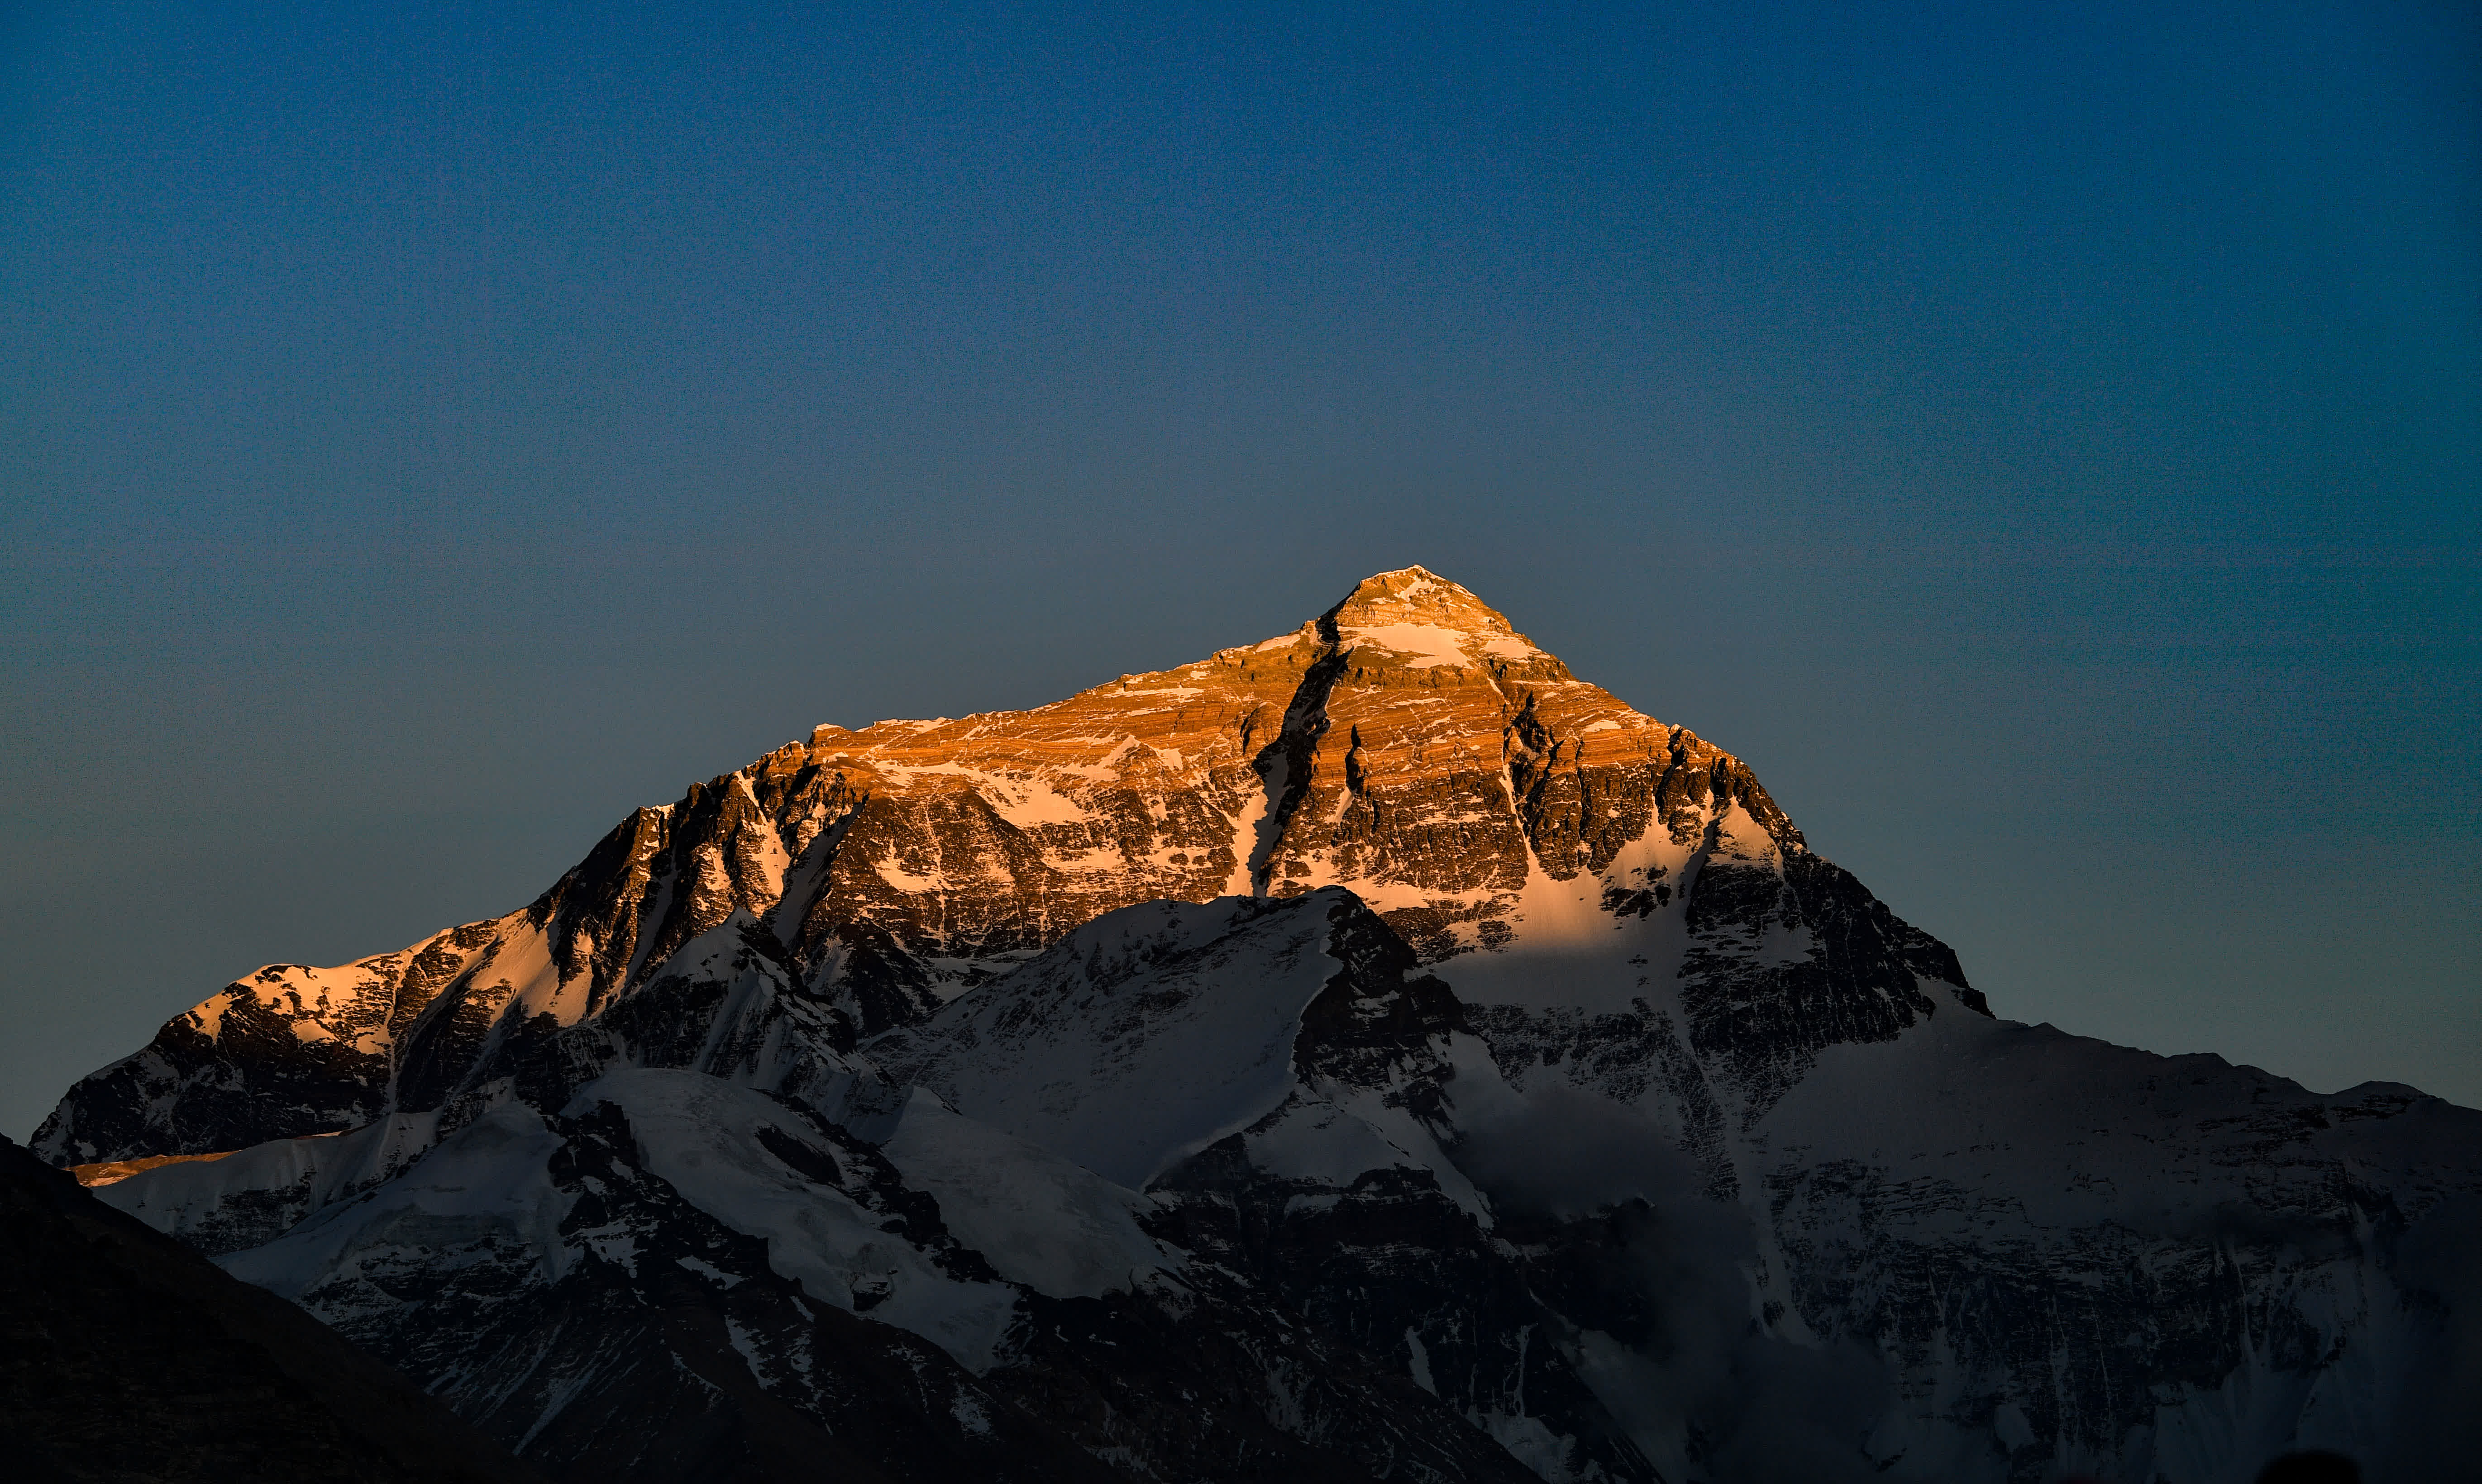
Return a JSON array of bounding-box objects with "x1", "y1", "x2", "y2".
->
[{"x1": 3, "y1": 1, "x2": 2475, "y2": 1138}]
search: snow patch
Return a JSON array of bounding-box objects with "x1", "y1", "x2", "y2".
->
[
  {"x1": 1405, "y1": 1327, "x2": 1437, "y2": 1394},
  {"x1": 568, "y1": 1069, "x2": 1019, "y2": 1371},
  {"x1": 882, "y1": 1092, "x2": 1175, "y2": 1299},
  {"x1": 1341, "y1": 623, "x2": 1473, "y2": 669},
  {"x1": 869, "y1": 894, "x2": 1350, "y2": 1189}
]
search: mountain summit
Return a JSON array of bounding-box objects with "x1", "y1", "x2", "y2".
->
[
  {"x1": 1321, "y1": 563, "x2": 1550, "y2": 657},
  {"x1": 37, "y1": 569, "x2": 2478, "y2": 1484}
]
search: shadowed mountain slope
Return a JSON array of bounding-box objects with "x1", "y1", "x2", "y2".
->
[{"x1": 0, "y1": 1133, "x2": 539, "y2": 1484}]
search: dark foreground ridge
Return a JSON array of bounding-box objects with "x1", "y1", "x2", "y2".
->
[{"x1": 0, "y1": 1133, "x2": 538, "y2": 1484}]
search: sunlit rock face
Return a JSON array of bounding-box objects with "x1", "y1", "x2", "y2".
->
[
  {"x1": 36, "y1": 567, "x2": 2479, "y2": 1484},
  {"x1": 41, "y1": 567, "x2": 1951, "y2": 1161}
]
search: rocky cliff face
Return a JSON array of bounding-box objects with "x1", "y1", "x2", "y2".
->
[{"x1": 38, "y1": 567, "x2": 2479, "y2": 1484}]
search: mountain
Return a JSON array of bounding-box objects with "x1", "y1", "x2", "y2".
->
[
  {"x1": 35, "y1": 567, "x2": 2480, "y2": 1483},
  {"x1": 0, "y1": 1132, "x2": 540, "y2": 1484}
]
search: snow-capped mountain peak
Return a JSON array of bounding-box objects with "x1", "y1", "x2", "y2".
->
[{"x1": 37, "y1": 566, "x2": 2477, "y2": 1484}]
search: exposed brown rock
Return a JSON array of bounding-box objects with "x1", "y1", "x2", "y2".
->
[{"x1": 38, "y1": 566, "x2": 1955, "y2": 1163}]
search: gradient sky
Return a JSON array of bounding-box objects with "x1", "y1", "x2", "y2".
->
[{"x1": 3, "y1": 0, "x2": 2476, "y2": 1140}]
